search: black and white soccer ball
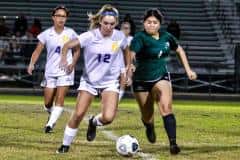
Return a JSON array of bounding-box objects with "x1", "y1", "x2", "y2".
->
[{"x1": 116, "y1": 135, "x2": 139, "y2": 156}]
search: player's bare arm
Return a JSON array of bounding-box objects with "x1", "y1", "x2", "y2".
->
[
  {"x1": 60, "y1": 39, "x2": 80, "y2": 69},
  {"x1": 67, "y1": 43, "x2": 81, "y2": 74},
  {"x1": 27, "y1": 42, "x2": 44, "y2": 75},
  {"x1": 123, "y1": 47, "x2": 133, "y2": 86},
  {"x1": 176, "y1": 45, "x2": 197, "y2": 80}
]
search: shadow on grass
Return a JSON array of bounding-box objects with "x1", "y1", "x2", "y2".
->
[
  {"x1": 181, "y1": 145, "x2": 240, "y2": 155},
  {"x1": 1, "y1": 125, "x2": 44, "y2": 134},
  {"x1": 142, "y1": 144, "x2": 240, "y2": 155},
  {"x1": 0, "y1": 138, "x2": 60, "y2": 151}
]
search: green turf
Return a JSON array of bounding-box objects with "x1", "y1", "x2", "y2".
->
[{"x1": 0, "y1": 94, "x2": 240, "y2": 159}]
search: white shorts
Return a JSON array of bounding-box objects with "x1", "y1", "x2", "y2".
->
[
  {"x1": 41, "y1": 74, "x2": 74, "y2": 88},
  {"x1": 77, "y1": 79, "x2": 120, "y2": 96}
]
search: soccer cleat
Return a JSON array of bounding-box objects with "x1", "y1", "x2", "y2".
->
[
  {"x1": 170, "y1": 144, "x2": 181, "y2": 155},
  {"x1": 44, "y1": 115, "x2": 55, "y2": 134},
  {"x1": 56, "y1": 145, "x2": 70, "y2": 153},
  {"x1": 143, "y1": 122, "x2": 156, "y2": 143},
  {"x1": 45, "y1": 126, "x2": 53, "y2": 133},
  {"x1": 86, "y1": 116, "x2": 97, "y2": 141}
]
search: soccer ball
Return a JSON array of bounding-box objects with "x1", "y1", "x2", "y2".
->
[{"x1": 116, "y1": 135, "x2": 139, "y2": 156}]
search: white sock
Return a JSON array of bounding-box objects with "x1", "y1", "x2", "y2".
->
[
  {"x1": 46, "y1": 106, "x2": 63, "y2": 127},
  {"x1": 118, "y1": 89, "x2": 125, "y2": 101},
  {"x1": 43, "y1": 105, "x2": 53, "y2": 114},
  {"x1": 63, "y1": 125, "x2": 78, "y2": 146},
  {"x1": 93, "y1": 114, "x2": 103, "y2": 126}
]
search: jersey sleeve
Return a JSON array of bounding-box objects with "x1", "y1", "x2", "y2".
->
[
  {"x1": 127, "y1": 36, "x2": 133, "y2": 46},
  {"x1": 117, "y1": 31, "x2": 128, "y2": 50},
  {"x1": 168, "y1": 33, "x2": 179, "y2": 51},
  {"x1": 71, "y1": 29, "x2": 78, "y2": 40},
  {"x1": 121, "y1": 36, "x2": 128, "y2": 50},
  {"x1": 130, "y1": 32, "x2": 143, "y2": 53},
  {"x1": 37, "y1": 30, "x2": 47, "y2": 45},
  {"x1": 77, "y1": 31, "x2": 93, "y2": 48}
]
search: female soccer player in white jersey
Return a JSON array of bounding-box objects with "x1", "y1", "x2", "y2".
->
[
  {"x1": 118, "y1": 20, "x2": 134, "y2": 101},
  {"x1": 27, "y1": 6, "x2": 80, "y2": 133},
  {"x1": 56, "y1": 4, "x2": 132, "y2": 153}
]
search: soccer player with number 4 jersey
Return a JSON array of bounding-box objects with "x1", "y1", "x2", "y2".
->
[
  {"x1": 27, "y1": 5, "x2": 80, "y2": 133},
  {"x1": 56, "y1": 4, "x2": 132, "y2": 153}
]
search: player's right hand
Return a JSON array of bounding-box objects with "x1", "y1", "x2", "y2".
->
[
  {"x1": 66, "y1": 64, "x2": 74, "y2": 74},
  {"x1": 187, "y1": 70, "x2": 197, "y2": 80}
]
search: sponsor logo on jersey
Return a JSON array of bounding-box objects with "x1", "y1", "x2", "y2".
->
[
  {"x1": 111, "y1": 41, "x2": 119, "y2": 52},
  {"x1": 62, "y1": 35, "x2": 70, "y2": 43},
  {"x1": 165, "y1": 42, "x2": 170, "y2": 49},
  {"x1": 158, "y1": 50, "x2": 163, "y2": 58}
]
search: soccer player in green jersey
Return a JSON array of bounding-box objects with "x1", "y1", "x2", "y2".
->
[{"x1": 130, "y1": 8, "x2": 197, "y2": 155}]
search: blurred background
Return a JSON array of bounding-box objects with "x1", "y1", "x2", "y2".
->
[{"x1": 0, "y1": 0, "x2": 239, "y2": 100}]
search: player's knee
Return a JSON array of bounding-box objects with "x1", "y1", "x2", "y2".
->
[
  {"x1": 101, "y1": 114, "x2": 115, "y2": 125},
  {"x1": 45, "y1": 102, "x2": 53, "y2": 108},
  {"x1": 161, "y1": 104, "x2": 172, "y2": 115},
  {"x1": 72, "y1": 112, "x2": 84, "y2": 124},
  {"x1": 141, "y1": 116, "x2": 153, "y2": 124}
]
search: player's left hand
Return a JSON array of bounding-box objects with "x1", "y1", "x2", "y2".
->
[
  {"x1": 187, "y1": 70, "x2": 197, "y2": 80},
  {"x1": 126, "y1": 76, "x2": 132, "y2": 86},
  {"x1": 126, "y1": 66, "x2": 133, "y2": 86},
  {"x1": 130, "y1": 64, "x2": 136, "y2": 72}
]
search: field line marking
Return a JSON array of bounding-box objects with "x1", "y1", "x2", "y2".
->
[{"x1": 64, "y1": 108, "x2": 157, "y2": 160}]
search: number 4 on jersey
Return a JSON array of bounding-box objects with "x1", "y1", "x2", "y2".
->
[{"x1": 55, "y1": 46, "x2": 61, "y2": 54}]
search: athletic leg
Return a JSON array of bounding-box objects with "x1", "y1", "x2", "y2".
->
[{"x1": 134, "y1": 91, "x2": 156, "y2": 143}]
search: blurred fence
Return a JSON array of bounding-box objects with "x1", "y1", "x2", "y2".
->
[
  {"x1": 0, "y1": 36, "x2": 239, "y2": 94},
  {"x1": 0, "y1": 0, "x2": 240, "y2": 95}
]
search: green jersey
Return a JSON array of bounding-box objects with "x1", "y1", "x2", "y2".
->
[{"x1": 130, "y1": 31, "x2": 178, "y2": 81}]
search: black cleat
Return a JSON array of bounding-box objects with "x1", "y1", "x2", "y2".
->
[
  {"x1": 56, "y1": 145, "x2": 70, "y2": 153},
  {"x1": 143, "y1": 122, "x2": 156, "y2": 143},
  {"x1": 170, "y1": 144, "x2": 181, "y2": 155},
  {"x1": 45, "y1": 126, "x2": 53, "y2": 133},
  {"x1": 86, "y1": 116, "x2": 96, "y2": 141}
]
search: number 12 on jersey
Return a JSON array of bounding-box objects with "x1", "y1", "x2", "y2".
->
[{"x1": 97, "y1": 54, "x2": 111, "y2": 63}]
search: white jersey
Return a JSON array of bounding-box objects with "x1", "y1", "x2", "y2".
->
[
  {"x1": 38, "y1": 26, "x2": 78, "y2": 77},
  {"x1": 127, "y1": 36, "x2": 133, "y2": 46},
  {"x1": 78, "y1": 28, "x2": 128, "y2": 87}
]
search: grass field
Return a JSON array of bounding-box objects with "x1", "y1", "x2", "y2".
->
[{"x1": 0, "y1": 94, "x2": 240, "y2": 160}]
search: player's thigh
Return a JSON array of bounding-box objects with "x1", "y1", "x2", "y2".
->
[
  {"x1": 54, "y1": 74, "x2": 74, "y2": 105},
  {"x1": 152, "y1": 80, "x2": 173, "y2": 115},
  {"x1": 101, "y1": 90, "x2": 119, "y2": 119},
  {"x1": 134, "y1": 92, "x2": 154, "y2": 117},
  {"x1": 75, "y1": 90, "x2": 94, "y2": 116},
  {"x1": 43, "y1": 87, "x2": 56, "y2": 106},
  {"x1": 68, "y1": 91, "x2": 94, "y2": 127},
  {"x1": 42, "y1": 76, "x2": 57, "y2": 105}
]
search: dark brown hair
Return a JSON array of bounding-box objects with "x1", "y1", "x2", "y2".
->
[
  {"x1": 52, "y1": 5, "x2": 70, "y2": 17},
  {"x1": 143, "y1": 8, "x2": 164, "y2": 24}
]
